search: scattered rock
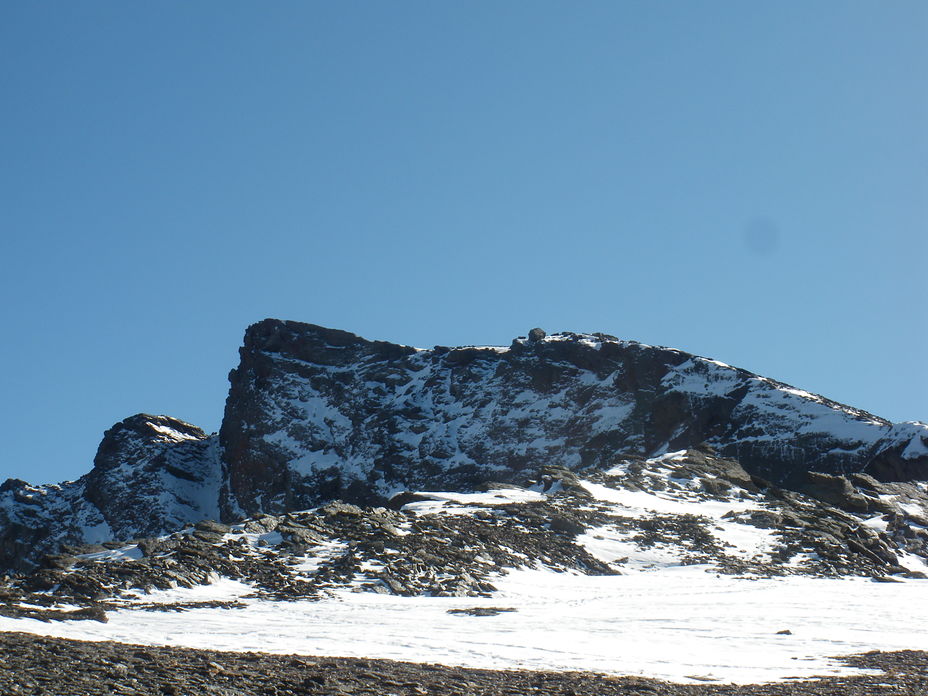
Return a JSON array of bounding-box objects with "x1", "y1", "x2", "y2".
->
[
  {"x1": 1, "y1": 449, "x2": 925, "y2": 623},
  {"x1": 447, "y1": 607, "x2": 517, "y2": 616},
  {"x1": 1, "y1": 632, "x2": 924, "y2": 696}
]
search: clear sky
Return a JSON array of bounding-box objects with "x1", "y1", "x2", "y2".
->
[{"x1": 1, "y1": 2, "x2": 925, "y2": 485}]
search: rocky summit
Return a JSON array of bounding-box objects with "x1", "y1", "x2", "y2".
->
[
  {"x1": 219, "y1": 319, "x2": 927, "y2": 517},
  {"x1": 2, "y1": 318, "x2": 927, "y2": 573}
]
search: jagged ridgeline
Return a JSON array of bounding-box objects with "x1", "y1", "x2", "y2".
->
[{"x1": 2, "y1": 318, "x2": 927, "y2": 572}]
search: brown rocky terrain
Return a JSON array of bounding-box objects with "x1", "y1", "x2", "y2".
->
[{"x1": 1, "y1": 632, "x2": 926, "y2": 695}]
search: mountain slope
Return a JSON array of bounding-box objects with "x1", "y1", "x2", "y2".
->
[
  {"x1": 2, "y1": 318, "x2": 926, "y2": 573},
  {"x1": 2, "y1": 449, "x2": 927, "y2": 685}
]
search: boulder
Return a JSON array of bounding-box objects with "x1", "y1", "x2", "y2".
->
[{"x1": 798, "y1": 472, "x2": 871, "y2": 514}]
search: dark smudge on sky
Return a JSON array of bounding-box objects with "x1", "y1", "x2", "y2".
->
[{"x1": 742, "y1": 218, "x2": 781, "y2": 256}]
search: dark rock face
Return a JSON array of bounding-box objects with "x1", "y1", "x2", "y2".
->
[
  {"x1": 219, "y1": 319, "x2": 928, "y2": 517},
  {"x1": 219, "y1": 320, "x2": 417, "y2": 519},
  {"x1": 83, "y1": 414, "x2": 221, "y2": 540},
  {"x1": 0, "y1": 414, "x2": 219, "y2": 573}
]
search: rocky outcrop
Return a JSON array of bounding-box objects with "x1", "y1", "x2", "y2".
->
[
  {"x1": 82, "y1": 414, "x2": 221, "y2": 539},
  {"x1": 218, "y1": 321, "x2": 417, "y2": 518},
  {"x1": 0, "y1": 414, "x2": 219, "y2": 573},
  {"x1": 4, "y1": 449, "x2": 927, "y2": 623},
  {"x1": 219, "y1": 319, "x2": 928, "y2": 516}
]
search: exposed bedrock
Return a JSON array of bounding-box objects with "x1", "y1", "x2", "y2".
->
[{"x1": 218, "y1": 319, "x2": 928, "y2": 517}]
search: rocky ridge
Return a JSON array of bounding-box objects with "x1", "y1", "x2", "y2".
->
[
  {"x1": 219, "y1": 320, "x2": 928, "y2": 521},
  {"x1": 2, "y1": 319, "x2": 927, "y2": 573}
]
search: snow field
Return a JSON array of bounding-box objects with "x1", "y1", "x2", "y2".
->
[{"x1": 2, "y1": 566, "x2": 927, "y2": 685}]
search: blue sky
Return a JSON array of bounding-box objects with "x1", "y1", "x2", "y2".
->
[{"x1": 1, "y1": 2, "x2": 925, "y2": 484}]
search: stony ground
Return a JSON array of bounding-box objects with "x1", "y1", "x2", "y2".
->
[
  {"x1": 4, "y1": 451, "x2": 927, "y2": 627},
  {"x1": 2, "y1": 452, "x2": 927, "y2": 694},
  {"x1": 1, "y1": 632, "x2": 926, "y2": 696}
]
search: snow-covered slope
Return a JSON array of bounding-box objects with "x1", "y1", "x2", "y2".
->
[{"x1": 2, "y1": 450, "x2": 926, "y2": 685}]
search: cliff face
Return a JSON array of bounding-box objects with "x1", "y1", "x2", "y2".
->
[
  {"x1": 218, "y1": 321, "x2": 418, "y2": 518},
  {"x1": 218, "y1": 319, "x2": 928, "y2": 517},
  {"x1": 2, "y1": 319, "x2": 926, "y2": 573}
]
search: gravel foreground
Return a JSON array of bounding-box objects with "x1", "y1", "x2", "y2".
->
[{"x1": 2, "y1": 632, "x2": 926, "y2": 695}]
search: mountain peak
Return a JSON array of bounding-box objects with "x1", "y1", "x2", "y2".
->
[
  {"x1": 93, "y1": 414, "x2": 207, "y2": 472},
  {"x1": 2, "y1": 319, "x2": 926, "y2": 574},
  {"x1": 241, "y1": 318, "x2": 416, "y2": 366}
]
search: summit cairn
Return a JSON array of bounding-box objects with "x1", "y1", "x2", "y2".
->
[{"x1": 528, "y1": 327, "x2": 547, "y2": 342}]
